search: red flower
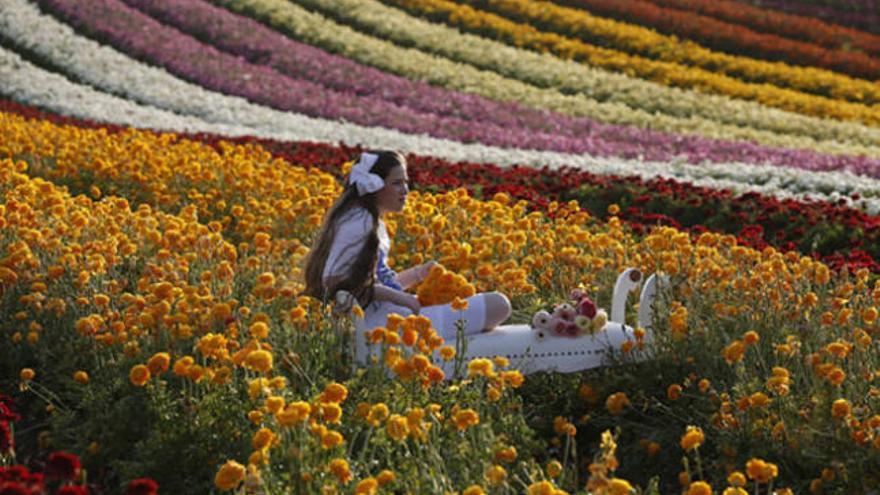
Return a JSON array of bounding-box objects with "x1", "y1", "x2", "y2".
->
[
  {"x1": 45, "y1": 452, "x2": 81, "y2": 481},
  {"x1": 126, "y1": 478, "x2": 159, "y2": 495},
  {"x1": 55, "y1": 486, "x2": 88, "y2": 495},
  {"x1": 0, "y1": 482, "x2": 30, "y2": 495},
  {"x1": 577, "y1": 298, "x2": 597, "y2": 319}
]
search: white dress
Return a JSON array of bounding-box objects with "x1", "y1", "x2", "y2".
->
[{"x1": 323, "y1": 206, "x2": 488, "y2": 342}]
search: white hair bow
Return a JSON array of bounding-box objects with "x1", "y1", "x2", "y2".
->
[{"x1": 348, "y1": 153, "x2": 385, "y2": 196}]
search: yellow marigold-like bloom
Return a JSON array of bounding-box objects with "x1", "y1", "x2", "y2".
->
[
  {"x1": 746, "y1": 458, "x2": 779, "y2": 483},
  {"x1": 685, "y1": 481, "x2": 712, "y2": 495},
  {"x1": 251, "y1": 427, "x2": 276, "y2": 451},
  {"x1": 249, "y1": 321, "x2": 270, "y2": 340},
  {"x1": 320, "y1": 382, "x2": 348, "y2": 403},
  {"x1": 501, "y1": 370, "x2": 524, "y2": 388},
  {"x1": 722, "y1": 340, "x2": 745, "y2": 364},
  {"x1": 276, "y1": 401, "x2": 311, "y2": 427},
  {"x1": 463, "y1": 486, "x2": 485, "y2": 495},
  {"x1": 329, "y1": 458, "x2": 352, "y2": 484},
  {"x1": 485, "y1": 465, "x2": 507, "y2": 486},
  {"x1": 831, "y1": 399, "x2": 852, "y2": 418},
  {"x1": 321, "y1": 430, "x2": 344, "y2": 449},
  {"x1": 246, "y1": 350, "x2": 273, "y2": 373},
  {"x1": 247, "y1": 410, "x2": 263, "y2": 425},
  {"x1": 727, "y1": 471, "x2": 746, "y2": 487},
  {"x1": 19, "y1": 368, "x2": 35, "y2": 381},
  {"x1": 743, "y1": 330, "x2": 760, "y2": 346},
  {"x1": 605, "y1": 392, "x2": 630, "y2": 415},
  {"x1": 214, "y1": 460, "x2": 246, "y2": 491},
  {"x1": 386, "y1": 414, "x2": 409, "y2": 441},
  {"x1": 526, "y1": 480, "x2": 556, "y2": 495},
  {"x1": 680, "y1": 426, "x2": 705, "y2": 452},
  {"x1": 367, "y1": 403, "x2": 390, "y2": 426},
  {"x1": 376, "y1": 470, "x2": 395, "y2": 486},
  {"x1": 129, "y1": 364, "x2": 150, "y2": 387},
  {"x1": 722, "y1": 488, "x2": 747, "y2": 495},
  {"x1": 546, "y1": 460, "x2": 563, "y2": 478},
  {"x1": 172, "y1": 356, "x2": 194, "y2": 376},
  {"x1": 607, "y1": 478, "x2": 634, "y2": 495},
  {"x1": 73, "y1": 371, "x2": 89, "y2": 385},
  {"x1": 322, "y1": 403, "x2": 343, "y2": 424},
  {"x1": 827, "y1": 367, "x2": 847, "y2": 386},
  {"x1": 453, "y1": 408, "x2": 480, "y2": 431},
  {"x1": 354, "y1": 478, "x2": 378, "y2": 495},
  {"x1": 451, "y1": 297, "x2": 469, "y2": 311},
  {"x1": 147, "y1": 352, "x2": 171, "y2": 375},
  {"x1": 439, "y1": 345, "x2": 456, "y2": 361},
  {"x1": 265, "y1": 396, "x2": 285, "y2": 415},
  {"x1": 495, "y1": 446, "x2": 517, "y2": 463},
  {"x1": 248, "y1": 378, "x2": 270, "y2": 400},
  {"x1": 467, "y1": 358, "x2": 494, "y2": 378}
]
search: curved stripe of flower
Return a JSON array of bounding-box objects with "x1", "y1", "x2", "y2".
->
[
  {"x1": 17, "y1": 0, "x2": 852, "y2": 167},
  {"x1": 4, "y1": 45, "x2": 880, "y2": 215},
  {"x1": 533, "y1": 0, "x2": 880, "y2": 95},
  {"x1": 211, "y1": 0, "x2": 880, "y2": 154},
  {"x1": 116, "y1": 0, "x2": 880, "y2": 172},
  {"x1": 643, "y1": 0, "x2": 880, "y2": 56},
  {"x1": 6, "y1": 0, "x2": 651, "y2": 158},
  {"x1": 287, "y1": 0, "x2": 880, "y2": 134},
  {"x1": 754, "y1": 0, "x2": 880, "y2": 35}
]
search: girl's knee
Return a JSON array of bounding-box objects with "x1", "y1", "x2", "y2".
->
[{"x1": 483, "y1": 292, "x2": 511, "y2": 326}]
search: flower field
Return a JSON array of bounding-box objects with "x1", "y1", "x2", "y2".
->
[{"x1": 0, "y1": 0, "x2": 878, "y2": 494}]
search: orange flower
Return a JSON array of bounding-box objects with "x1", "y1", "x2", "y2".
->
[
  {"x1": 320, "y1": 382, "x2": 348, "y2": 403},
  {"x1": 667, "y1": 384, "x2": 683, "y2": 401},
  {"x1": 746, "y1": 458, "x2": 778, "y2": 484},
  {"x1": 831, "y1": 399, "x2": 852, "y2": 419},
  {"x1": 451, "y1": 296, "x2": 469, "y2": 311},
  {"x1": 606, "y1": 392, "x2": 630, "y2": 415},
  {"x1": 680, "y1": 426, "x2": 705, "y2": 451},
  {"x1": 129, "y1": 365, "x2": 150, "y2": 386},
  {"x1": 453, "y1": 409, "x2": 480, "y2": 431},
  {"x1": 146, "y1": 352, "x2": 170, "y2": 375}
]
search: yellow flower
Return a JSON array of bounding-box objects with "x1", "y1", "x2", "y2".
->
[
  {"x1": 265, "y1": 396, "x2": 285, "y2": 415},
  {"x1": 367, "y1": 403, "x2": 390, "y2": 426},
  {"x1": 494, "y1": 446, "x2": 517, "y2": 463},
  {"x1": 746, "y1": 458, "x2": 778, "y2": 483},
  {"x1": 453, "y1": 408, "x2": 480, "y2": 431},
  {"x1": 605, "y1": 392, "x2": 630, "y2": 415},
  {"x1": 321, "y1": 430, "x2": 344, "y2": 449},
  {"x1": 320, "y1": 382, "x2": 348, "y2": 403},
  {"x1": 276, "y1": 401, "x2": 311, "y2": 426},
  {"x1": 485, "y1": 465, "x2": 507, "y2": 485},
  {"x1": 147, "y1": 352, "x2": 170, "y2": 375},
  {"x1": 376, "y1": 470, "x2": 395, "y2": 486},
  {"x1": 214, "y1": 460, "x2": 246, "y2": 491},
  {"x1": 386, "y1": 414, "x2": 409, "y2": 441},
  {"x1": 129, "y1": 364, "x2": 151, "y2": 387},
  {"x1": 251, "y1": 427, "x2": 276, "y2": 451},
  {"x1": 451, "y1": 296, "x2": 469, "y2": 311},
  {"x1": 680, "y1": 426, "x2": 705, "y2": 452},
  {"x1": 831, "y1": 399, "x2": 852, "y2": 419},
  {"x1": 722, "y1": 340, "x2": 745, "y2": 364},
  {"x1": 19, "y1": 368, "x2": 35, "y2": 381},
  {"x1": 322, "y1": 403, "x2": 343, "y2": 424},
  {"x1": 463, "y1": 486, "x2": 485, "y2": 495},
  {"x1": 686, "y1": 481, "x2": 712, "y2": 495},
  {"x1": 246, "y1": 350, "x2": 273, "y2": 373},
  {"x1": 727, "y1": 471, "x2": 746, "y2": 487},
  {"x1": 526, "y1": 481, "x2": 556, "y2": 495},
  {"x1": 439, "y1": 345, "x2": 456, "y2": 361},
  {"x1": 172, "y1": 356, "x2": 194, "y2": 376},
  {"x1": 722, "y1": 488, "x2": 747, "y2": 495},
  {"x1": 354, "y1": 478, "x2": 378, "y2": 495},
  {"x1": 608, "y1": 478, "x2": 634, "y2": 495},
  {"x1": 73, "y1": 371, "x2": 89, "y2": 385},
  {"x1": 329, "y1": 458, "x2": 352, "y2": 484},
  {"x1": 249, "y1": 321, "x2": 270, "y2": 339},
  {"x1": 467, "y1": 358, "x2": 494, "y2": 378}
]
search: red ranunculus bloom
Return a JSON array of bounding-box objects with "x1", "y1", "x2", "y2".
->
[
  {"x1": 126, "y1": 478, "x2": 159, "y2": 495},
  {"x1": 45, "y1": 452, "x2": 81, "y2": 481},
  {"x1": 0, "y1": 481, "x2": 31, "y2": 495}
]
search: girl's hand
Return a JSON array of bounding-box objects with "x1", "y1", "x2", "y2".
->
[
  {"x1": 418, "y1": 261, "x2": 437, "y2": 282},
  {"x1": 403, "y1": 293, "x2": 421, "y2": 315}
]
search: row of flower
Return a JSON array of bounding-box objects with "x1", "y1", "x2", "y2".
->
[
  {"x1": 369, "y1": 0, "x2": 880, "y2": 125},
  {"x1": 4, "y1": 96, "x2": 880, "y2": 276},
  {"x1": 753, "y1": 0, "x2": 880, "y2": 35},
  {"x1": 7, "y1": 39, "x2": 880, "y2": 221},
  {"x1": 0, "y1": 0, "x2": 856, "y2": 174},
  {"x1": 637, "y1": 0, "x2": 880, "y2": 55},
  {"x1": 211, "y1": 0, "x2": 880, "y2": 152},
  {"x1": 551, "y1": 0, "x2": 880, "y2": 84},
  {"x1": 17, "y1": 0, "x2": 880, "y2": 176},
  {"x1": 3, "y1": 110, "x2": 879, "y2": 493}
]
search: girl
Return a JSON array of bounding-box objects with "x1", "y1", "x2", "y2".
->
[{"x1": 303, "y1": 150, "x2": 511, "y2": 342}]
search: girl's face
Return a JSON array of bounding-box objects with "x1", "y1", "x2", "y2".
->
[{"x1": 375, "y1": 164, "x2": 409, "y2": 214}]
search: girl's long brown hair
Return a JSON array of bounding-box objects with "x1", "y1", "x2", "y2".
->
[{"x1": 303, "y1": 151, "x2": 405, "y2": 304}]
